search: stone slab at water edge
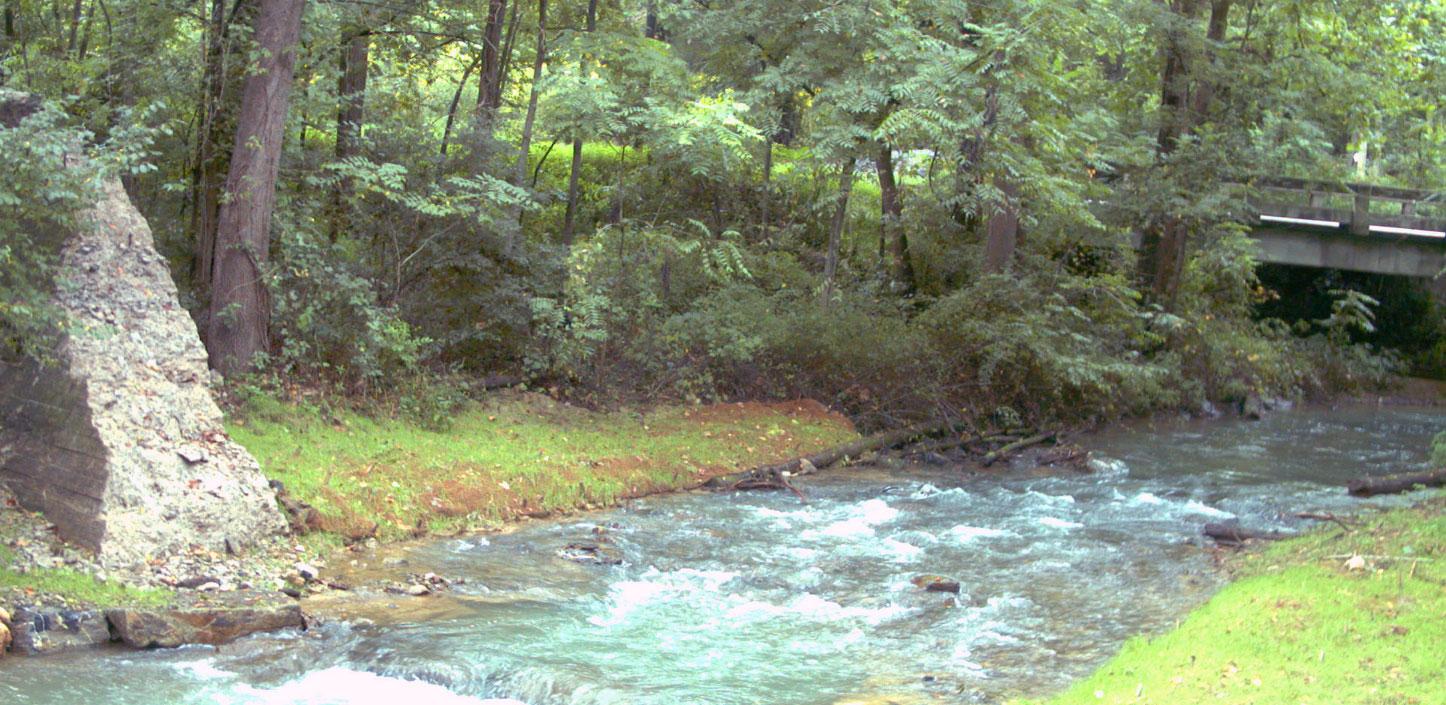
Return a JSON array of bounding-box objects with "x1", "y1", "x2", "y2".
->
[{"x1": 0, "y1": 91, "x2": 286, "y2": 568}]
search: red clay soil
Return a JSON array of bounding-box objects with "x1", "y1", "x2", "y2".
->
[{"x1": 675, "y1": 399, "x2": 856, "y2": 431}]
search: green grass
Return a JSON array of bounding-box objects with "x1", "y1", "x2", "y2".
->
[
  {"x1": 0, "y1": 546, "x2": 170, "y2": 608},
  {"x1": 1017, "y1": 496, "x2": 1446, "y2": 705},
  {"x1": 229, "y1": 392, "x2": 857, "y2": 542}
]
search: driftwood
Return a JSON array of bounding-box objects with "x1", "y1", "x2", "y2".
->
[
  {"x1": 708, "y1": 419, "x2": 969, "y2": 494},
  {"x1": 1203, "y1": 521, "x2": 1287, "y2": 545},
  {"x1": 982, "y1": 431, "x2": 1055, "y2": 467},
  {"x1": 1346, "y1": 469, "x2": 1446, "y2": 497},
  {"x1": 1294, "y1": 511, "x2": 1354, "y2": 531}
]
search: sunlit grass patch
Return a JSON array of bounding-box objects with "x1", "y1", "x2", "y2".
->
[
  {"x1": 1018, "y1": 496, "x2": 1446, "y2": 705},
  {"x1": 0, "y1": 546, "x2": 170, "y2": 608},
  {"x1": 229, "y1": 391, "x2": 857, "y2": 542}
]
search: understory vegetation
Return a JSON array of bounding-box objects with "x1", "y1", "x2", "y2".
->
[{"x1": 1020, "y1": 495, "x2": 1446, "y2": 705}]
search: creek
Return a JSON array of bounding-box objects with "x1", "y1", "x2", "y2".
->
[{"x1": 1, "y1": 405, "x2": 1440, "y2": 704}]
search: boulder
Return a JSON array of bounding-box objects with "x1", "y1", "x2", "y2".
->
[
  {"x1": 0, "y1": 89, "x2": 286, "y2": 568},
  {"x1": 8, "y1": 607, "x2": 112, "y2": 655},
  {"x1": 106, "y1": 593, "x2": 304, "y2": 649},
  {"x1": 557, "y1": 542, "x2": 623, "y2": 565},
  {"x1": 910, "y1": 575, "x2": 961, "y2": 594}
]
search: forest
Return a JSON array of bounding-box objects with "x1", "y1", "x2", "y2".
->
[
  {"x1": 2, "y1": 3, "x2": 1446, "y2": 702},
  {"x1": 2, "y1": 0, "x2": 1444, "y2": 427}
]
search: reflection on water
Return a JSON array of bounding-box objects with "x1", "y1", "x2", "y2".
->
[{"x1": 1, "y1": 406, "x2": 1439, "y2": 705}]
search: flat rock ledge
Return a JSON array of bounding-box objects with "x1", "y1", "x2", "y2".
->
[{"x1": 4, "y1": 592, "x2": 303, "y2": 656}]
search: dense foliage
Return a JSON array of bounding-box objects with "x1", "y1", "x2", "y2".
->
[{"x1": 2, "y1": 0, "x2": 1441, "y2": 425}]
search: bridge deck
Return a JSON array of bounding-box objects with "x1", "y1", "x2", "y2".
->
[{"x1": 1247, "y1": 177, "x2": 1444, "y2": 278}]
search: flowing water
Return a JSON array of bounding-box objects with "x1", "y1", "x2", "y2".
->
[{"x1": 2, "y1": 406, "x2": 1441, "y2": 704}]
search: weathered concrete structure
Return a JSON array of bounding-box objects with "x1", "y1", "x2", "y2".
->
[
  {"x1": 1248, "y1": 178, "x2": 1446, "y2": 295},
  {"x1": 0, "y1": 93, "x2": 285, "y2": 568}
]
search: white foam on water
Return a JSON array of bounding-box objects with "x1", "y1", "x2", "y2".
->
[
  {"x1": 910, "y1": 483, "x2": 968, "y2": 500},
  {"x1": 722, "y1": 594, "x2": 908, "y2": 626},
  {"x1": 877, "y1": 537, "x2": 924, "y2": 562},
  {"x1": 786, "y1": 594, "x2": 909, "y2": 625},
  {"x1": 1026, "y1": 491, "x2": 1076, "y2": 506},
  {"x1": 852, "y1": 498, "x2": 900, "y2": 524},
  {"x1": 1037, "y1": 517, "x2": 1083, "y2": 530},
  {"x1": 588, "y1": 567, "x2": 739, "y2": 626},
  {"x1": 451, "y1": 537, "x2": 491, "y2": 551},
  {"x1": 1086, "y1": 456, "x2": 1130, "y2": 477},
  {"x1": 230, "y1": 668, "x2": 523, "y2": 705},
  {"x1": 589, "y1": 580, "x2": 671, "y2": 626},
  {"x1": 171, "y1": 658, "x2": 237, "y2": 681},
  {"x1": 948, "y1": 524, "x2": 1013, "y2": 542},
  {"x1": 752, "y1": 506, "x2": 819, "y2": 523},
  {"x1": 805, "y1": 517, "x2": 877, "y2": 540},
  {"x1": 1130, "y1": 492, "x2": 1165, "y2": 505},
  {"x1": 1182, "y1": 500, "x2": 1234, "y2": 518}
]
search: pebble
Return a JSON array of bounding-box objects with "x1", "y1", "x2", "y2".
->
[
  {"x1": 406, "y1": 584, "x2": 430, "y2": 596},
  {"x1": 295, "y1": 562, "x2": 320, "y2": 581},
  {"x1": 197, "y1": 582, "x2": 220, "y2": 592}
]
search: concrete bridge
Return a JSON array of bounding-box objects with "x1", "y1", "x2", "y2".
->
[{"x1": 1248, "y1": 178, "x2": 1445, "y2": 291}]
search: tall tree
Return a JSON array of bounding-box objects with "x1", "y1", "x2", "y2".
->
[
  {"x1": 206, "y1": 0, "x2": 306, "y2": 374},
  {"x1": 1136, "y1": 0, "x2": 1233, "y2": 307},
  {"x1": 331, "y1": 26, "x2": 369, "y2": 241},
  {"x1": 190, "y1": 0, "x2": 255, "y2": 294},
  {"x1": 509, "y1": 0, "x2": 548, "y2": 237},
  {"x1": 474, "y1": 0, "x2": 508, "y2": 135},
  {"x1": 820, "y1": 158, "x2": 856, "y2": 308},
  {"x1": 875, "y1": 141, "x2": 912, "y2": 291},
  {"x1": 561, "y1": 0, "x2": 598, "y2": 247}
]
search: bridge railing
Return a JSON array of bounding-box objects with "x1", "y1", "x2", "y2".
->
[{"x1": 1251, "y1": 177, "x2": 1446, "y2": 237}]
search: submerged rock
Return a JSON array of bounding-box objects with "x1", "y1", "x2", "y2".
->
[
  {"x1": 106, "y1": 593, "x2": 304, "y2": 649},
  {"x1": 558, "y1": 542, "x2": 624, "y2": 565},
  {"x1": 910, "y1": 575, "x2": 961, "y2": 594}
]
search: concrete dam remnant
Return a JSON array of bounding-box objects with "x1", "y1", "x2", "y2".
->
[{"x1": 0, "y1": 92, "x2": 286, "y2": 568}]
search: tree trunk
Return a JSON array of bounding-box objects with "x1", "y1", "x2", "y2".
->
[
  {"x1": 440, "y1": 56, "x2": 481, "y2": 156},
  {"x1": 645, "y1": 0, "x2": 659, "y2": 39},
  {"x1": 982, "y1": 175, "x2": 1019, "y2": 274},
  {"x1": 330, "y1": 28, "x2": 368, "y2": 242},
  {"x1": 1204, "y1": 521, "x2": 1286, "y2": 544},
  {"x1": 875, "y1": 142, "x2": 912, "y2": 291},
  {"x1": 1136, "y1": 0, "x2": 1231, "y2": 307},
  {"x1": 474, "y1": 0, "x2": 506, "y2": 134},
  {"x1": 190, "y1": 0, "x2": 253, "y2": 295},
  {"x1": 821, "y1": 159, "x2": 856, "y2": 308},
  {"x1": 1346, "y1": 469, "x2": 1446, "y2": 497},
  {"x1": 760, "y1": 139, "x2": 773, "y2": 242},
  {"x1": 512, "y1": 0, "x2": 547, "y2": 190},
  {"x1": 206, "y1": 0, "x2": 305, "y2": 375},
  {"x1": 561, "y1": 0, "x2": 598, "y2": 247}
]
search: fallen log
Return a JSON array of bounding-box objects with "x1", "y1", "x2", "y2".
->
[
  {"x1": 1346, "y1": 469, "x2": 1446, "y2": 497},
  {"x1": 706, "y1": 419, "x2": 969, "y2": 492},
  {"x1": 1203, "y1": 521, "x2": 1287, "y2": 544},
  {"x1": 982, "y1": 431, "x2": 1055, "y2": 467}
]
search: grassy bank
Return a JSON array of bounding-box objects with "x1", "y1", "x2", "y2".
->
[
  {"x1": 1018, "y1": 496, "x2": 1446, "y2": 705},
  {"x1": 0, "y1": 545, "x2": 169, "y2": 609},
  {"x1": 228, "y1": 391, "x2": 859, "y2": 544}
]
